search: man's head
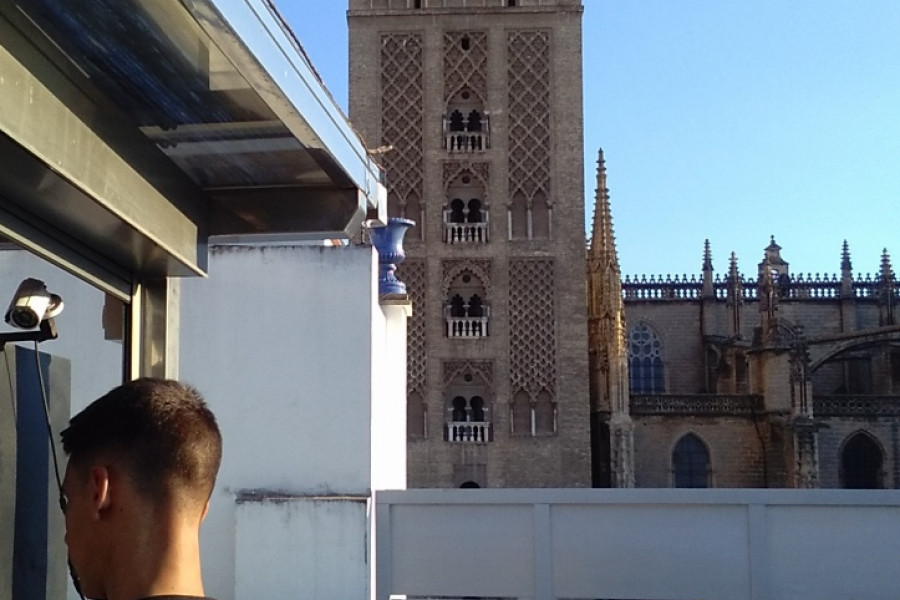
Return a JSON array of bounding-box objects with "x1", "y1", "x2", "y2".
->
[{"x1": 60, "y1": 378, "x2": 222, "y2": 598}]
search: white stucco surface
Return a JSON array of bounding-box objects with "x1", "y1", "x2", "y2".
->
[
  {"x1": 377, "y1": 488, "x2": 900, "y2": 600},
  {"x1": 179, "y1": 244, "x2": 408, "y2": 600},
  {"x1": 235, "y1": 498, "x2": 369, "y2": 599}
]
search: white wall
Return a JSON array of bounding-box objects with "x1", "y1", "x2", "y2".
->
[
  {"x1": 0, "y1": 249, "x2": 123, "y2": 413},
  {"x1": 235, "y1": 498, "x2": 369, "y2": 600},
  {"x1": 377, "y1": 488, "x2": 900, "y2": 600},
  {"x1": 179, "y1": 245, "x2": 408, "y2": 600}
]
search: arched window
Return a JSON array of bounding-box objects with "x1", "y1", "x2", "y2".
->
[
  {"x1": 460, "y1": 481, "x2": 480, "y2": 488},
  {"x1": 445, "y1": 393, "x2": 492, "y2": 442},
  {"x1": 673, "y1": 434, "x2": 710, "y2": 488},
  {"x1": 628, "y1": 323, "x2": 665, "y2": 394},
  {"x1": 466, "y1": 199, "x2": 483, "y2": 223},
  {"x1": 444, "y1": 172, "x2": 488, "y2": 244},
  {"x1": 449, "y1": 198, "x2": 466, "y2": 223},
  {"x1": 467, "y1": 294, "x2": 484, "y2": 317},
  {"x1": 531, "y1": 190, "x2": 550, "y2": 239},
  {"x1": 445, "y1": 269, "x2": 489, "y2": 337},
  {"x1": 451, "y1": 396, "x2": 467, "y2": 422},
  {"x1": 470, "y1": 396, "x2": 485, "y2": 422},
  {"x1": 444, "y1": 88, "x2": 488, "y2": 153},
  {"x1": 841, "y1": 432, "x2": 884, "y2": 489},
  {"x1": 511, "y1": 390, "x2": 531, "y2": 436},
  {"x1": 448, "y1": 109, "x2": 465, "y2": 132},
  {"x1": 534, "y1": 389, "x2": 555, "y2": 434},
  {"x1": 509, "y1": 192, "x2": 528, "y2": 239},
  {"x1": 466, "y1": 109, "x2": 483, "y2": 132},
  {"x1": 449, "y1": 294, "x2": 466, "y2": 318}
]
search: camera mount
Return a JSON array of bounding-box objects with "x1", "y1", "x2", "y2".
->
[{"x1": 0, "y1": 318, "x2": 58, "y2": 350}]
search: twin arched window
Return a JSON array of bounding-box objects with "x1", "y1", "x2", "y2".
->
[
  {"x1": 628, "y1": 322, "x2": 665, "y2": 394},
  {"x1": 449, "y1": 198, "x2": 484, "y2": 224},
  {"x1": 451, "y1": 395, "x2": 486, "y2": 422}
]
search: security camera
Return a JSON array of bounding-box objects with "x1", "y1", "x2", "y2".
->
[{"x1": 4, "y1": 278, "x2": 64, "y2": 330}]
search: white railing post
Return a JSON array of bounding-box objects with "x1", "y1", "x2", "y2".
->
[{"x1": 446, "y1": 420, "x2": 491, "y2": 443}]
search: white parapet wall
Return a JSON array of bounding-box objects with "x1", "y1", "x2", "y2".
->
[
  {"x1": 179, "y1": 244, "x2": 408, "y2": 600},
  {"x1": 376, "y1": 488, "x2": 900, "y2": 600}
]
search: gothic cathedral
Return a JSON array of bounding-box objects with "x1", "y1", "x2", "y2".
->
[{"x1": 589, "y1": 152, "x2": 900, "y2": 489}]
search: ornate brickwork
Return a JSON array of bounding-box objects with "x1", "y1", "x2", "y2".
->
[
  {"x1": 398, "y1": 259, "x2": 426, "y2": 395},
  {"x1": 814, "y1": 396, "x2": 900, "y2": 417},
  {"x1": 630, "y1": 395, "x2": 764, "y2": 416},
  {"x1": 442, "y1": 360, "x2": 494, "y2": 389},
  {"x1": 443, "y1": 31, "x2": 488, "y2": 104},
  {"x1": 381, "y1": 34, "x2": 424, "y2": 212},
  {"x1": 509, "y1": 259, "x2": 556, "y2": 399},
  {"x1": 351, "y1": 3, "x2": 591, "y2": 488},
  {"x1": 441, "y1": 259, "x2": 493, "y2": 297},
  {"x1": 443, "y1": 161, "x2": 490, "y2": 194},
  {"x1": 507, "y1": 30, "x2": 550, "y2": 203}
]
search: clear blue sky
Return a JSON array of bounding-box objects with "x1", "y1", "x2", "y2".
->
[{"x1": 283, "y1": 1, "x2": 900, "y2": 279}]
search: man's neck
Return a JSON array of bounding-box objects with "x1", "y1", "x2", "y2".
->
[{"x1": 101, "y1": 512, "x2": 206, "y2": 600}]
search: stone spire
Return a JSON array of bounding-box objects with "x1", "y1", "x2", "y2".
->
[
  {"x1": 589, "y1": 148, "x2": 619, "y2": 273},
  {"x1": 701, "y1": 239, "x2": 714, "y2": 298},
  {"x1": 726, "y1": 252, "x2": 743, "y2": 337},
  {"x1": 587, "y1": 148, "x2": 633, "y2": 488},
  {"x1": 840, "y1": 240, "x2": 854, "y2": 298},
  {"x1": 759, "y1": 236, "x2": 787, "y2": 322},
  {"x1": 880, "y1": 248, "x2": 895, "y2": 325}
]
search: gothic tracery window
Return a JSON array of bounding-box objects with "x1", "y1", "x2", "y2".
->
[
  {"x1": 628, "y1": 322, "x2": 665, "y2": 394},
  {"x1": 673, "y1": 434, "x2": 710, "y2": 488}
]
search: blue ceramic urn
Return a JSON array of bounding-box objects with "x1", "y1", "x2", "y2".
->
[{"x1": 370, "y1": 218, "x2": 415, "y2": 296}]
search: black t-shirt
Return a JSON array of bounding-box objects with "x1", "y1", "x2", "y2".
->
[{"x1": 138, "y1": 597, "x2": 216, "y2": 600}]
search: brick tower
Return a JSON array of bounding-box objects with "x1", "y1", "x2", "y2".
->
[{"x1": 349, "y1": 0, "x2": 589, "y2": 488}]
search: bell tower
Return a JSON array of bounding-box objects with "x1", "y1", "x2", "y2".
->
[{"x1": 349, "y1": 0, "x2": 590, "y2": 488}]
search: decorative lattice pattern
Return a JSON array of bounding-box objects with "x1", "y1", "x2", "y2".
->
[
  {"x1": 509, "y1": 259, "x2": 556, "y2": 399},
  {"x1": 631, "y1": 394, "x2": 763, "y2": 416},
  {"x1": 442, "y1": 259, "x2": 493, "y2": 297},
  {"x1": 508, "y1": 30, "x2": 550, "y2": 203},
  {"x1": 443, "y1": 161, "x2": 490, "y2": 195},
  {"x1": 398, "y1": 259, "x2": 426, "y2": 394},
  {"x1": 444, "y1": 31, "x2": 488, "y2": 104},
  {"x1": 381, "y1": 34, "x2": 424, "y2": 212},
  {"x1": 442, "y1": 360, "x2": 494, "y2": 390}
]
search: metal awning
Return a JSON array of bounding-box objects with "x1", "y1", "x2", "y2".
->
[{"x1": 0, "y1": 0, "x2": 383, "y2": 282}]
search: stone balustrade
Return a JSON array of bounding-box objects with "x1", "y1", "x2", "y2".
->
[
  {"x1": 814, "y1": 395, "x2": 900, "y2": 417},
  {"x1": 630, "y1": 394, "x2": 763, "y2": 416},
  {"x1": 443, "y1": 218, "x2": 489, "y2": 244},
  {"x1": 444, "y1": 130, "x2": 488, "y2": 153},
  {"x1": 621, "y1": 272, "x2": 896, "y2": 303},
  {"x1": 446, "y1": 315, "x2": 489, "y2": 338},
  {"x1": 446, "y1": 420, "x2": 492, "y2": 443}
]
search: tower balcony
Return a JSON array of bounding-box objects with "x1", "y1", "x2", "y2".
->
[
  {"x1": 446, "y1": 315, "x2": 490, "y2": 338},
  {"x1": 442, "y1": 114, "x2": 490, "y2": 153},
  {"x1": 444, "y1": 305, "x2": 490, "y2": 338},
  {"x1": 445, "y1": 421, "x2": 492, "y2": 443},
  {"x1": 443, "y1": 211, "x2": 490, "y2": 244}
]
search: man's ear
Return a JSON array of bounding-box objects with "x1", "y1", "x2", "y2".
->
[
  {"x1": 89, "y1": 466, "x2": 112, "y2": 517},
  {"x1": 200, "y1": 500, "x2": 211, "y2": 523}
]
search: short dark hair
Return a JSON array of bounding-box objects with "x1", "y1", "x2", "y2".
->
[{"x1": 61, "y1": 378, "x2": 222, "y2": 509}]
